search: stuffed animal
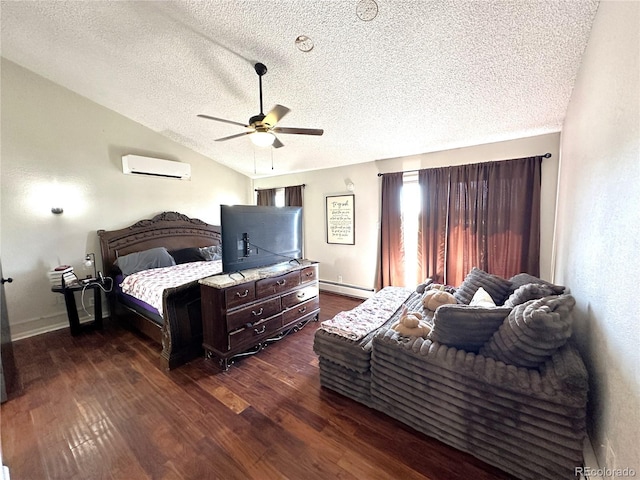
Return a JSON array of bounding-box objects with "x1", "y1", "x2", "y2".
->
[
  {"x1": 422, "y1": 284, "x2": 457, "y2": 311},
  {"x1": 392, "y1": 306, "x2": 432, "y2": 337}
]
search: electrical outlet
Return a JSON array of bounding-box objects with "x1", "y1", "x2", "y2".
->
[
  {"x1": 88, "y1": 297, "x2": 95, "y2": 307},
  {"x1": 338, "y1": 275, "x2": 343, "y2": 283}
]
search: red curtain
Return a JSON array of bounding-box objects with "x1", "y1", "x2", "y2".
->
[
  {"x1": 417, "y1": 156, "x2": 542, "y2": 287},
  {"x1": 377, "y1": 172, "x2": 404, "y2": 289}
]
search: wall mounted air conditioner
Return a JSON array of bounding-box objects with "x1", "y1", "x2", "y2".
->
[{"x1": 122, "y1": 155, "x2": 191, "y2": 180}]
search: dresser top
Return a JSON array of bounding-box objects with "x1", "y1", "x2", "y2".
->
[{"x1": 200, "y1": 259, "x2": 316, "y2": 289}]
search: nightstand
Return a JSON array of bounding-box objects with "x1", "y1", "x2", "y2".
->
[{"x1": 51, "y1": 282, "x2": 103, "y2": 335}]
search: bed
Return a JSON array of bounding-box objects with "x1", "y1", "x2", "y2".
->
[{"x1": 98, "y1": 211, "x2": 222, "y2": 370}]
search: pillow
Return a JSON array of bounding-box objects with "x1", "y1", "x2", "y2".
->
[
  {"x1": 199, "y1": 245, "x2": 222, "y2": 261},
  {"x1": 169, "y1": 247, "x2": 205, "y2": 264},
  {"x1": 479, "y1": 294, "x2": 576, "y2": 368},
  {"x1": 508, "y1": 273, "x2": 565, "y2": 294},
  {"x1": 114, "y1": 247, "x2": 176, "y2": 276},
  {"x1": 454, "y1": 267, "x2": 512, "y2": 306},
  {"x1": 503, "y1": 283, "x2": 558, "y2": 308},
  {"x1": 427, "y1": 304, "x2": 512, "y2": 352},
  {"x1": 469, "y1": 287, "x2": 496, "y2": 307}
]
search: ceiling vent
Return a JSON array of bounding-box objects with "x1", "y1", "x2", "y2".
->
[{"x1": 122, "y1": 155, "x2": 191, "y2": 180}]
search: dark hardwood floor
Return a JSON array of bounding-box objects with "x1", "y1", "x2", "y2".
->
[{"x1": 1, "y1": 292, "x2": 515, "y2": 480}]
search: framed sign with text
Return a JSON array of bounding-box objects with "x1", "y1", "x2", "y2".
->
[{"x1": 326, "y1": 194, "x2": 355, "y2": 245}]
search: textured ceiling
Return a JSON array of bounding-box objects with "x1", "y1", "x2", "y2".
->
[{"x1": 1, "y1": 0, "x2": 599, "y2": 178}]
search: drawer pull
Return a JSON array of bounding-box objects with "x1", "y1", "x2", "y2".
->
[
  {"x1": 251, "y1": 308, "x2": 264, "y2": 316},
  {"x1": 276, "y1": 279, "x2": 286, "y2": 286},
  {"x1": 305, "y1": 272, "x2": 314, "y2": 277},
  {"x1": 254, "y1": 325, "x2": 266, "y2": 335},
  {"x1": 297, "y1": 292, "x2": 306, "y2": 299},
  {"x1": 235, "y1": 289, "x2": 249, "y2": 298},
  {"x1": 298, "y1": 306, "x2": 307, "y2": 314}
]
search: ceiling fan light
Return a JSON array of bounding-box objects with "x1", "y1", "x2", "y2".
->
[{"x1": 250, "y1": 131, "x2": 275, "y2": 147}]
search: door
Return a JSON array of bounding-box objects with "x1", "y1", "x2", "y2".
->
[{"x1": 1, "y1": 258, "x2": 19, "y2": 403}]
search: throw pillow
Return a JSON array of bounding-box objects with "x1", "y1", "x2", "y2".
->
[
  {"x1": 469, "y1": 287, "x2": 496, "y2": 307},
  {"x1": 454, "y1": 267, "x2": 512, "y2": 306},
  {"x1": 503, "y1": 283, "x2": 558, "y2": 308},
  {"x1": 199, "y1": 245, "x2": 222, "y2": 261},
  {"x1": 508, "y1": 273, "x2": 565, "y2": 294},
  {"x1": 169, "y1": 247, "x2": 205, "y2": 264},
  {"x1": 479, "y1": 294, "x2": 576, "y2": 368},
  {"x1": 114, "y1": 247, "x2": 176, "y2": 276},
  {"x1": 427, "y1": 304, "x2": 512, "y2": 352}
]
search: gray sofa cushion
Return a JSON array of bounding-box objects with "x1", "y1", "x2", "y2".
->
[
  {"x1": 504, "y1": 283, "x2": 558, "y2": 308},
  {"x1": 480, "y1": 294, "x2": 576, "y2": 368},
  {"x1": 427, "y1": 304, "x2": 512, "y2": 352},
  {"x1": 509, "y1": 273, "x2": 565, "y2": 294},
  {"x1": 454, "y1": 267, "x2": 513, "y2": 305}
]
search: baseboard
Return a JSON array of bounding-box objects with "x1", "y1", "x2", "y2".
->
[
  {"x1": 10, "y1": 311, "x2": 102, "y2": 341},
  {"x1": 319, "y1": 280, "x2": 374, "y2": 299}
]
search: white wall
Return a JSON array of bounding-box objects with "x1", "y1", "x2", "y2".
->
[
  {"x1": 254, "y1": 133, "x2": 560, "y2": 296},
  {"x1": 0, "y1": 59, "x2": 252, "y2": 338},
  {"x1": 555, "y1": 1, "x2": 640, "y2": 474}
]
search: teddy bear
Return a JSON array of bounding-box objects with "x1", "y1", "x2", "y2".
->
[
  {"x1": 422, "y1": 284, "x2": 457, "y2": 312},
  {"x1": 392, "y1": 306, "x2": 432, "y2": 337}
]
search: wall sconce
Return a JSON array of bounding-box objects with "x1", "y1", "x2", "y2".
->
[
  {"x1": 84, "y1": 253, "x2": 97, "y2": 279},
  {"x1": 51, "y1": 207, "x2": 64, "y2": 215},
  {"x1": 345, "y1": 179, "x2": 355, "y2": 192}
]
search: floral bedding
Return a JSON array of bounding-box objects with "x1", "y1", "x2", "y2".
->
[{"x1": 119, "y1": 260, "x2": 222, "y2": 317}]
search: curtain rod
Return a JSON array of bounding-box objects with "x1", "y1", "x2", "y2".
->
[
  {"x1": 255, "y1": 183, "x2": 306, "y2": 192},
  {"x1": 377, "y1": 153, "x2": 552, "y2": 177}
]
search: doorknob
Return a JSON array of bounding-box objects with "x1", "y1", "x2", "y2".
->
[{"x1": 1, "y1": 277, "x2": 13, "y2": 284}]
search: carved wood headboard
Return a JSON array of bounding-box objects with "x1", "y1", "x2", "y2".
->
[{"x1": 97, "y1": 211, "x2": 221, "y2": 277}]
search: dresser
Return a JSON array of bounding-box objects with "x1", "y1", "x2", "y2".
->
[{"x1": 200, "y1": 260, "x2": 319, "y2": 369}]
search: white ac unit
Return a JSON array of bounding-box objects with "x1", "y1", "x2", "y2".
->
[{"x1": 122, "y1": 155, "x2": 191, "y2": 180}]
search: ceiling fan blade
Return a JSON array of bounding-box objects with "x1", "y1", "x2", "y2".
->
[
  {"x1": 198, "y1": 114, "x2": 248, "y2": 128},
  {"x1": 272, "y1": 126, "x2": 324, "y2": 136},
  {"x1": 272, "y1": 136, "x2": 285, "y2": 149},
  {"x1": 215, "y1": 131, "x2": 253, "y2": 142},
  {"x1": 263, "y1": 104, "x2": 290, "y2": 127}
]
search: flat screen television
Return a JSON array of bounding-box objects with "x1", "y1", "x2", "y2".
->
[{"x1": 220, "y1": 205, "x2": 303, "y2": 273}]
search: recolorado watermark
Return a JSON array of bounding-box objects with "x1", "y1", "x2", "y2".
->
[{"x1": 575, "y1": 466, "x2": 637, "y2": 477}]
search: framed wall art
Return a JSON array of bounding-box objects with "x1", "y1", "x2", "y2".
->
[{"x1": 325, "y1": 194, "x2": 355, "y2": 245}]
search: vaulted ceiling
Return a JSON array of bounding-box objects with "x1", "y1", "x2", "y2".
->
[{"x1": 1, "y1": 0, "x2": 599, "y2": 178}]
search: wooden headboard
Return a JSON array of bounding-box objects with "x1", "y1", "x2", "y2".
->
[{"x1": 97, "y1": 211, "x2": 221, "y2": 277}]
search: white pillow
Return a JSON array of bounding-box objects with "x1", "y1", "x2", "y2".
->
[{"x1": 470, "y1": 287, "x2": 496, "y2": 307}]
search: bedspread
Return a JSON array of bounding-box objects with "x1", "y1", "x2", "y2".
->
[
  {"x1": 119, "y1": 260, "x2": 222, "y2": 316},
  {"x1": 319, "y1": 286, "x2": 413, "y2": 341}
]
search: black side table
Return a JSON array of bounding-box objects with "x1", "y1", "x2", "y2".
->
[{"x1": 51, "y1": 282, "x2": 103, "y2": 335}]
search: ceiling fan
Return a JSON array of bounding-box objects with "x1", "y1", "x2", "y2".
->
[{"x1": 198, "y1": 63, "x2": 324, "y2": 148}]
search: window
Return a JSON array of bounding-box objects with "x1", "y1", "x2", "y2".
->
[
  {"x1": 401, "y1": 172, "x2": 421, "y2": 287},
  {"x1": 274, "y1": 188, "x2": 285, "y2": 207}
]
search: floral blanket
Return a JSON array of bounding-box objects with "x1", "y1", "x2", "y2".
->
[
  {"x1": 320, "y1": 286, "x2": 413, "y2": 341},
  {"x1": 119, "y1": 260, "x2": 222, "y2": 317}
]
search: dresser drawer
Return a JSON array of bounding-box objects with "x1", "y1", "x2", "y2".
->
[
  {"x1": 281, "y1": 285, "x2": 318, "y2": 309},
  {"x1": 228, "y1": 314, "x2": 282, "y2": 350},
  {"x1": 300, "y1": 265, "x2": 318, "y2": 284},
  {"x1": 225, "y1": 283, "x2": 256, "y2": 309},
  {"x1": 256, "y1": 271, "x2": 300, "y2": 298},
  {"x1": 282, "y1": 296, "x2": 320, "y2": 326},
  {"x1": 226, "y1": 297, "x2": 281, "y2": 332}
]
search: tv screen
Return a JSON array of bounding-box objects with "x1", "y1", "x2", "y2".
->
[{"x1": 220, "y1": 205, "x2": 303, "y2": 273}]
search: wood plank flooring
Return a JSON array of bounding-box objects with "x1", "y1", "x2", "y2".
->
[{"x1": 1, "y1": 292, "x2": 515, "y2": 480}]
